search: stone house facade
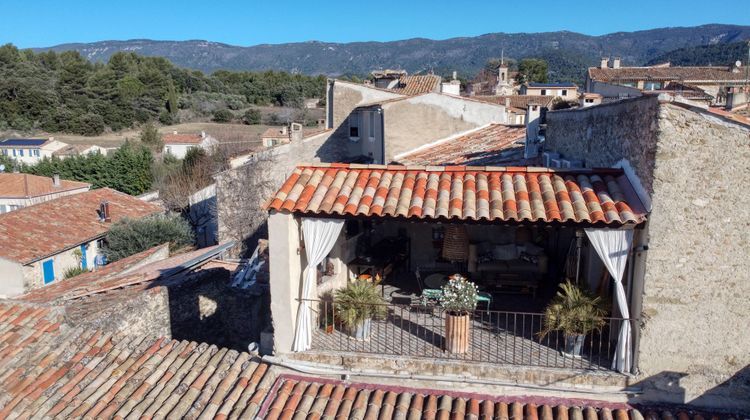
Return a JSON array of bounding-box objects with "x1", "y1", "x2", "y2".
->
[{"x1": 544, "y1": 95, "x2": 750, "y2": 410}]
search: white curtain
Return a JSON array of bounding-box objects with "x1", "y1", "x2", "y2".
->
[
  {"x1": 584, "y1": 228, "x2": 634, "y2": 373},
  {"x1": 292, "y1": 217, "x2": 344, "y2": 352}
]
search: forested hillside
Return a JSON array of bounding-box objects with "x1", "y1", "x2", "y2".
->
[
  {"x1": 647, "y1": 41, "x2": 750, "y2": 66},
  {"x1": 0, "y1": 44, "x2": 325, "y2": 135}
]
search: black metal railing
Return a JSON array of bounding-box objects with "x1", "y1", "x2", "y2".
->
[{"x1": 305, "y1": 298, "x2": 635, "y2": 372}]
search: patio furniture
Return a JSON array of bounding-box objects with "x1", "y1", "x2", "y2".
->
[
  {"x1": 423, "y1": 273, "x2": 448, "y2": 289},
  {"x1": 477, "y1": 291, "x2": 492, "y2": 313}
]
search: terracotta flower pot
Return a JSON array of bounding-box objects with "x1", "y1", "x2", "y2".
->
[{"x1": 445, "y1": 312, "x2": 470, "y2": 354}]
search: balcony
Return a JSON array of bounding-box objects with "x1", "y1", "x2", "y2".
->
[{"x1": 306, "y1": 299, "x2": 633, "y2": 372}]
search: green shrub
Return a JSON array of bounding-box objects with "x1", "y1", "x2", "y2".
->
[
  {"x1": 63, "y1": 266, "x2": 89, "y2": 279},
  {"x1": 103, "y1": 213, "x2": 195, "y2": 262},
  {"x1": 212, "y1": 109, "x2": 234, "y2": 123},
  {"x1": 242, "y1": 108, "x2": 262, "y2": 125}
]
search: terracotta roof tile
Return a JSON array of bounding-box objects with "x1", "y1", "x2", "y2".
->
[
  {"x1": 0, "y1": 300, "x2": 276, "y2": 419},
  {"x1": 0, "y1": 173, "x2": 90, "y2": 199},
  {"x1": 390, "y1": 74, "x2": 443, "y2": 96},
  {"x1": 0, "y1": 188, "x2": 163, "y2": 264},
  {"x1": 475, "y1": 95, "x2": 556, "y2": 109},
  {"x1": 397, "y1": 124, "x2": 527, "y2": 166},
  {"x1": 163, "y1": 132, "x2": 204, "y2": 144},
  {"x1": 260, "y1": 376, "x2": 741, "y2": 420},
  {"x1": 588, "y1": 66, "x2": 749, "y2": 83},
  {"x1": 266, "y1": 164, "x2": 647, "y2": 226}
]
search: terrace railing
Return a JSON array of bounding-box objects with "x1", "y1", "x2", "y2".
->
[{"x1": 305, "y1": 298, "x2": 635, "y2": 372}]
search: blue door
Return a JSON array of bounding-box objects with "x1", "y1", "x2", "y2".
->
[
  {"x1": 42, "y1": 260, "x2": 55, "y2": 284},
  {"x1": 80, "y1": 245, "x2": 88, "y2": 270}
]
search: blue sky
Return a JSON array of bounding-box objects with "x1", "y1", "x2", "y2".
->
[{"x1": 3, "y1": 0, "x2": 750, "y2": 48}]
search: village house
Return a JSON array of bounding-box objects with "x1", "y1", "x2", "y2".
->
[
  {"x1": 52, "y1": 143, "x2": 111, "y2": 158},
  {"x1": 162, "y1": 131, "x2": 218, "y2": 159},
  {"x1": 580, "y1": 92, "x2": 604, "y2": 108},
  {"x1": 0, "y1": 137, "x2": 68, "y2": 164},
  {"x1": 521, "y1": 82, "x2": 579, "y2": 101},
  {"x1": 585, "y1": 57, "x2": 747, "y2": 105},
  {"x1": 0, "y1": 173, "x2": 90, "y2": 214},
  {"x1": 474, "y1": 95, "x2": 556, "y2": 124},
  {"x1": 255, "y1": 94, "x2": 750, "y2": 413},
  {"x1": 0, "y1": 188, "x2": 162, "y2": 296},
  {"x1": 260, "y1": 122, "x2": 330, "y2": 148},
  {"x1": 542, "y1": 94, "x2": 750, "y2": 409}
]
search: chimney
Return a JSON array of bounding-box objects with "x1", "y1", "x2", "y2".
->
[
  {"x1": 452, "y1": 71, "x2": 457, "y2": 80},
  {"x1": 200, "y1": 131, "x2": 206, "y2": 139},
  {"x1": 48, "y1": 136, "x2": 54, "y2": 142},
  {"x1": 52, "y1": 174, "x2": 60, "y2": 187},
  {"x1": 600, "y1": 57, "x2": 609, "y2": 69},
  {"x1": 524, "y1": 104, "x2": 543, "y2": 159},
  {"x1": 290, "y1": 123, "x2": 303, "y2": 142},
  {"x1": 505, "y1": 98, "x2": 511, "y2": 108},
  {"x1": 612, "y1": 57, "x2": 621, "y2": 69},
  {"x1": 281, "y1": 126, "x2": 288, "y2": 135},
  {"x1": 99, "y1": 201, "x2": 111, "y2": 223},
  {"x1": 173, "y1": 131, "x2": 178, "y2": 135}
]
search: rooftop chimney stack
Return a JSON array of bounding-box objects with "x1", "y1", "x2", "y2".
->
[
  {"x1": 173, "y1": 131, "x2": 178, "y2": 135},
  {"x1": 452, "y1": 71, "x2": 457, "y2": 80},
  {"x1": 52, "y1": 174, "x2": 60, "y2": 187},
  {"x1": 281, "y1": 126, "x2": 288, "y2": 135},
  {"x1": 200, "y1": 131, "x2": 206, "y2": 139},
  {"x1": 613, "y1": 57, "x2": 621, "y2": 69},
  {"x1": 600, "y1": 57, "x2": 609, "y2": 69}
]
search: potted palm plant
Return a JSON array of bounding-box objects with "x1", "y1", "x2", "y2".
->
[
  {"x1": 439, "y1": 274, "x2": 478, "y2": 354},
  {"x1": 334, "y1": 280, "x2": 386, "y2": 341},
  {"x1": 539, "y1": 281, "x2": 606, "y2": 358}
]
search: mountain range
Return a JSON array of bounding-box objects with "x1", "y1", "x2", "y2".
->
[{"x1": 34, "y1": 24, "x2": 750, "y2": 81}]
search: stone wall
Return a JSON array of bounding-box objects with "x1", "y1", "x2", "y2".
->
[
  {"x1": 545, "y1": 95, "x2": 659, "y2": 194},
  {"x1": 216, "y1": 130, "x2": 346, "y2": 257},
  {"x1": 636, "y1": 102, "x2": 750, "y2": 410},
  {"x1": 544, "y1": 96, "x2": 750, "y2": 411},
  {"x1": 65, "y1": 265, "x2": 270, "y2": 352},
  {"x1": 382, "y1": 94, "x2": 507, "y2": 161}
]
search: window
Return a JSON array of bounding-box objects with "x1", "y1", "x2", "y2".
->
[
  {"x1": 348, "y1": 113, "x2": 360, "y2": 139},
  {"x1": 368, "y1": 112, "x2": 375, "y2": 138},
  {"x1": 19, "y1": 149, "x2": 24, "y2": 157},
  {"x1": 585, "y1": 98, "x2": 594, "y2": 103},
  {"x1": 644, "y1": 81, "x2": 662, "y2": 91},
  {"x1": 562, "y1": 89, "x2": 568, "y2": 96},
  {"x1": 42, "y1": 259, "x2": 55, "y2": 284},
  {"x1": 12, "y1": 149, "x2": 16, "y2": 157},
  {"x1": 540, "y1": 89, "x2": 547, "y2": 95},
  {"x1": 33, "y1": 149, "x2": 40, "y2": 157}
]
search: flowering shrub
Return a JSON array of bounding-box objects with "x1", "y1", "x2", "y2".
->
[{"x1": 439, "y1": 274, "x2": 478, "y2": 315}]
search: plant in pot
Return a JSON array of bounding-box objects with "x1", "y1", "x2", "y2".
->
[
  {"x1": 539, "y1": 281, "x2": 607, "y2": 358},
  {"x1": 334, "y1": 280, "x2": 386, "y2": 341},
  {"x1": 439, "y1": 274, "x2": 478, "y2": 354}
]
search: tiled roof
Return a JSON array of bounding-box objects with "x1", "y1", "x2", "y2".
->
[
  {"x1": 51, "y1": 143, "x2": 98, "y2": 156},
  {"x1": 0, "y1": 300, "x2": 276, "y2": 419},
  {"x1": 260, "y1": 375, "x2": 739, "y2": 420},
  {"x1": 266, "y1": 164, "x2": 647, "y2": 225},
  {"x1": 396, "y1": 124, "x2": 526, "y2": 166},
  {"x1": 261, "y1": 127, "x2": 289, "y2": 139},
  {"x1": 474, "y1": 95, "x2": 556, "y2": 109},
  {"x1": 163, "y1": 133, "x2": 203, "y2": 144},
  {"x1": 0, "y1": 188, "x2": 163, "y2": 264},
  {"x1": 390, "y1": 74, "x2": 442, "y2": 96},
  {"x1": 0, "y1": 138, "x2": 48, "y2": 147},
  {"x1": 528, "y1": 82, "x2": 578, "y2": 88},
  {"x1": 17, "y1": 244, "x2": 170, "y2": 303},
  {"x1": 588, "y1": 66, "x2": 749, "y2": 83},
  {"x1": 0, "y1": 173, "x2": 90, "y2": 199},
  {"x1": 17, "y1": 242, "x2": 234, "y2": 304}
]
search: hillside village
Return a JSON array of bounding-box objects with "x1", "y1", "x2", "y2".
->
[{"x1": 0, "y1": 41, "x2": 749, "y2": 419}]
